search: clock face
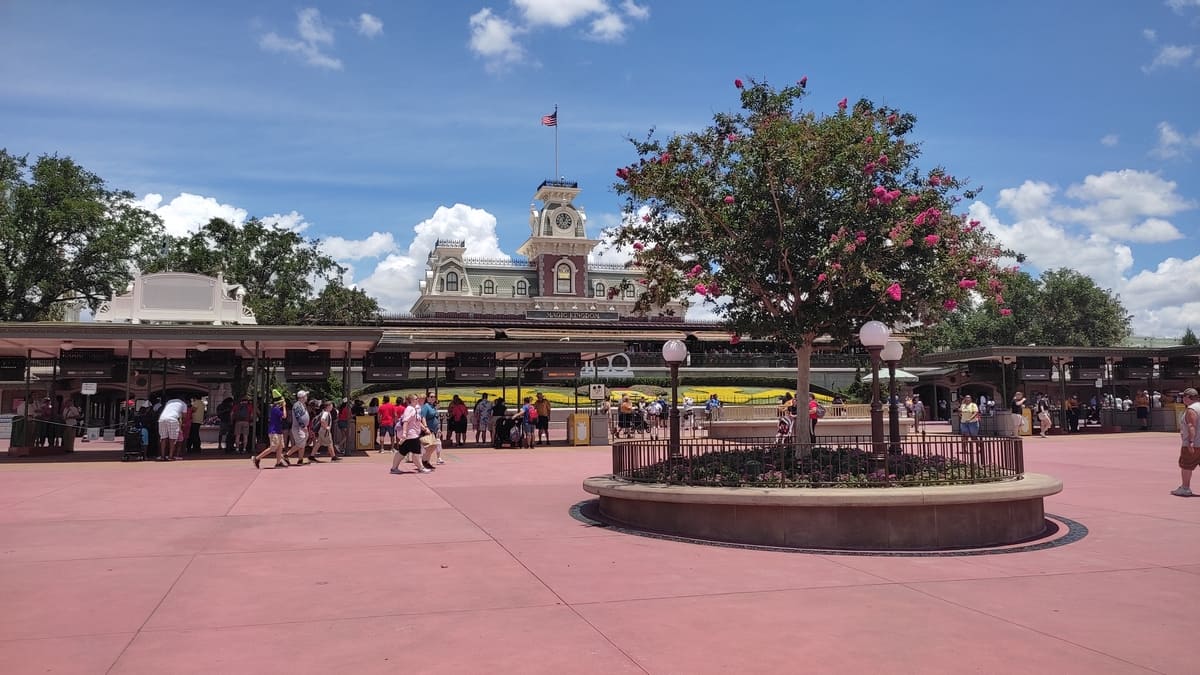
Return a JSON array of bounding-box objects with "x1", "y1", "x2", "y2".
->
[{"x1": 554, "y1": 212, "x2": 574, "y2": 230}]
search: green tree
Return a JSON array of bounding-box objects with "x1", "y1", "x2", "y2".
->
[
  {"x1": 141, "y1": 217, "x2": 379, "y2": 325},
  {"x1": 611, "y1": 79, "x2": 1015, "y2": 442},
  {"x1": 0, "y1": 150, "x2": 164, "y2": 321},
  {"x1": 1182, "y1": 327, "x2": 1198, "y2": 346},
  {"x1": 915, "y1": 268, "x2": 1130, "y2": 350}
]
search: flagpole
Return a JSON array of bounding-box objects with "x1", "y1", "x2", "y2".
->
[{"x1": 554, "y1": 104, "x2": 559, "y2": 179}]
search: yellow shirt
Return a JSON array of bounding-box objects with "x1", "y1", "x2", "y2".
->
[
  {"x1": 960, "y1": 402, "x2": 980, "y2": 424},
  {"x1": 192, "y1": 400, "x2": 206, "y2": 425}
]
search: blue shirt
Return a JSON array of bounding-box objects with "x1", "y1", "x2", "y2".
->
[
  {"x1": 268, "y1": 404, "x2": 285, "y2": 435},
  {"x1": 421, "y1": 402, "x2": 439, "y2": 432}
]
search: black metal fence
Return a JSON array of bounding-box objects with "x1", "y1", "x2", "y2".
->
[{"x1": 612, "y1": 435, "x2": 1024, "y2": 488}]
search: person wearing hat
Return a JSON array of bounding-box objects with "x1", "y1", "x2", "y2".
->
[
  {"x1": 253, "y1": 396, "x2": 289, "y2": 469},
  {"x1": 1172, "y1": 388, "x2": 1200, "y2": 497},
  {"x1": 288, "y1": 390, "x2": 311, "y2": 464}
]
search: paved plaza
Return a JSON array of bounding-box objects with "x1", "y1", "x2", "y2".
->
[{"x1": 0, "y1": 430, "x2": 1197, "y2": 674}]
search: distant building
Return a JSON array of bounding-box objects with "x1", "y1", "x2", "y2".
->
[{"x1": 410, "y1": 180, "x2": 683, "y2": 321}]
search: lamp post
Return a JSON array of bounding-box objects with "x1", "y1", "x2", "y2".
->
[
  {"x1": 881, "y1": 340, "x2": 903, "y2": 453},
  {"x1": 662, "y1": 339, "x2": 688, "y2": 457},
  {"x1": 858, "y1": 321, "x2": 890, "y2": 457}
]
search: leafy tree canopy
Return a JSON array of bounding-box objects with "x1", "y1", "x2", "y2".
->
[
  {"x1": 0, "y1": 150, "x2": 165, "y2": 321},
  {"x1": 914, "y1": 268, "x2": 1131, "y2": 351},
  {"x1": 610, "y1": 78, "x2": 1018, "y2": 439},
  {"x1": 1182, "y1": 327, "x2": 1198, "y2": 346},
  {"x1": 140, "y1": 218, "x2": 380, "y2": 325}
]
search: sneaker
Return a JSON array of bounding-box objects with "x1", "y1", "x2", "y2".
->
[
  {"x1": 418, "y1": 467, "x2": 432, "y2": 474},
  {"x1": 1171, "y1": 486, "x2": 1194, "y2": 497},
  {"x1": 436, "y1": 458, "x2": 445, "y2": 465},
  {"x1": 331, "y1": 456, "x2": 341, "y2": 462},
  {"x1": 390, "y1": 468, "x2": 403, "y2": 475},
  {"x1": 273, "y1": 462, "x2": 287, "y2": 468},
  {"x1": 252, "y1": 456, "x2": 260, "y2": 469},
  {"x1": 308, "y1": 457, "x2": 322, "y2": 463}
]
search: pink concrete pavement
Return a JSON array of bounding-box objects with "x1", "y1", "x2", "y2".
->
[{"x1": 0, "y1": 431, "x2": 1197, "y2": 674}]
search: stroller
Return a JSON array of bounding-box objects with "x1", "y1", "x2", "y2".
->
[
  {"x1": 122, "y1": 424, "x2": 149, "y2": 461},
  {"x1": 494, "y1": 416, "x2": 519, "y2": 449}
]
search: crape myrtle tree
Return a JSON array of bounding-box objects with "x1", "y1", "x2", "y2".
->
[{"x1": 611, "y1": 78, "x2": 1018, "y2": 444}]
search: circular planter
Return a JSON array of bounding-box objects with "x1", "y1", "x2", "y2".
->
[{"x1": 582, "y1": 473, "x2": 1062, "y2": 550}]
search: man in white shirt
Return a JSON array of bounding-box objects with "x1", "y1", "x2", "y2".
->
[{"x1": 157, "y1": 398, "x2": 187, "y2": 461}]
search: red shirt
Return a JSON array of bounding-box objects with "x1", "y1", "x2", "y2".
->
[
  {"x1": 377, "y1": 402, "x2": 397, "y2": 427},
  {"x1": 809, "y1": 399, "x2": 819, "y2": 420}
]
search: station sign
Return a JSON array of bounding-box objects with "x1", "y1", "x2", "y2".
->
[
  {"x1": 363, "y1": 351, "x2": 411, "y2": 382},
  {"x1": 526, "y1": 353, "x2": 582, "y2": 381},
  {"x1": 185, "y1": 349, "x2": 239, "y2": 379},
  {"x1": 0, "y1": 356, "x2": 25, "y2": 381},
  {"x1": 59, "y1": 348, "x2": 116, "y2": 378},
  {"x1": 284, "y1": 349, "x2": 331, "y2": 380},
  {"x1": 446, "y1": 353, "x2": 496, "y2": 380},
  {"x1": 1017, "y1": 368, "x2": 1051, "y2": 381}
]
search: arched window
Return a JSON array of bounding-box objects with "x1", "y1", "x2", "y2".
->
[
  {"x1": 623, "y1": 284, "x2": 636, "y2": 299},
  {"x1": 516, "y1": 279, "x2": 528, "y2": 296},
  {"x1": 556, "y1": 263, "x2": 573, "y2": 294},
  {"x1": 483, "y1": 279, "x2": 495, "y2": 295},
  {"x1": 593, "y1": 281, "x2": 604, "y2": 298},
  {"x1": 445, "y1": 271, "x2": 459, "y2": 292}
]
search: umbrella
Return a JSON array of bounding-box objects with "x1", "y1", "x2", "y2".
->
[{"x1": 861, "y1": 368, "x2": 920, "y2": 384}]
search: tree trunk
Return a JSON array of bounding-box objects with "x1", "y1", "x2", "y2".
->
[{"x1": 793, "y1": 340, "x2": 814, "y2": 446}]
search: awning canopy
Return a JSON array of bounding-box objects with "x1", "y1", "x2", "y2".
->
[{"x1": 862, "y1": 368, "x2": 920, "y2": 383}]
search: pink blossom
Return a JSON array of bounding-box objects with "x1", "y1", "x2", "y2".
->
[
  {"x1": 817, "y1": 273, "x2": 828, "y2": 282},
  {"x1": 845, "y1": 243, "x2": 857, "y2": 253},
  {"x1": 903, "y1": 238, "x2": 914, "y2": 247},
  {"x1": 877, "y1": 154, "x2": 888, "y2": 166},
  {"x1": 882, "y1": 190, "x2": 900, "y2": 204},
  {"x1": 865, "y1": 136, "x2": 874, "y2": 144},
  {"x1": 734, "y1": 79, "x2": 743, "y2": 89},
  {"x1": 924, "y1": 234, "x2": 940, "y2": 246},
  {"x1": 831, "y1": 262, "x2": 842, "y2": 271},
  {"x1": 872, "y1": 186, "x2": 887, "y2": 197},
  {"x1": 829, "y1": 233, "x2": 840, "y2": 243},
  {"x1": 913, "y1": 212, "x2": 928, "y2": 226},
  {"x1": 855, "y1": 233, "x2": 867, "y2": 244},
  {"x1": 726, "y1": 133, "x2": 738, "y2": 142},
  {"x1": 969, "y1": 219, "x2": 980, "y2": 226},
  {"x1": 837, "y1": 97, "x2": 848, "y2": 110},
  {"x1": 615, "y1": 167, "x2": 630, "y2": 180},
  {"x1": 707, "y1": 282, "x2": 721, "y2": 296},
  {"x1": 943, "y1": 298, "x2": 958, "y2": 310},
  {"x1": 995, "y1": 294, "x2": 1004, "y2": 304},
  {"x1": 886, "y1": 283, "x2": 902, "y2": 301},
  {"x1": 693, "y1": 283, "x2": 708, "y2": 295},
  {"x1": 863, "y1": 161, "x2": 878, "y2": 173},
  {"x1": 686, "y1": 264, "x2": 703, "y2": 279},
  {"x1": 798, "y1": 76, "x2": 808, "y2": 87},
  {"x1": 887, "y1": 113, "x2": 898, "y2": 125},
  {"x1": 929, "y1": 175, "x2": 941, "y2": 187},
  {"x1": 723, "y1": 195, "x2": 735, "y2": 204},
  {"x1": 958, "y1": 279, "x2": 977, "y2": 289},
  {"x1": 641, "y1": 214, "x2": 651, "y2": 222},
  {"x1": 868, "y1": 197, "x2": 880, "y2": 207},
  {"x1": 632, "y1": 242, "x2": 644, "y2": 251},
  {"x1": 729, "y1": 334, "x2": 741, "y2": 345},
  {"x1": 637, "y1": 278, "x2": 648, "y2": 285},
  {"x1": 658, "y1": 153, "x2": 671, "y2": 164},
  {"x1": 999, "y1": 308, "x2": 1013, "y2": 316},
  {"x1": 988, "y1": 279, "x2": 1002, "y2": 291},
  {"x1": 907, "y1": 195, "x2": 920, "y2": 205}
]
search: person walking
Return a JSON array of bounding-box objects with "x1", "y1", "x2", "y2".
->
[
  {"x1": 287, "y1": 391, "x2": 311, "y2": 464},
  {"x1": 911, "y1": 394, "x2": 926, "y2": 433},
  {"x1": 447, "y1": 395, "x2": 469, "y2": 447},
  {"x1": 1036, "y1": 395, "x2": 1053, "y2": 438},
  {"x1": 420, "y1": 392, "x2": 444, "y2": 466},
  {"x1": 1171, "y1": 388, "x2": 1200, "y2": 497},
  {"x1": 1011, "y1": 391, "x2": 1028, "y2": 434},
  {"x1": 392, "y1": 394, "x2": 431, "y2": 474},
  {"x1": 253, "y1": 396, "x2": 288, "y2": 469},
  {"x1": 314, "y1": 400, "x2": 341, "y2": 461},
  {"x1": 376, "y1": 395, "x2": 397, "y2": 453}
]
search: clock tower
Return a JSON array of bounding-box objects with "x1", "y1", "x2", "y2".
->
[{"x1": 517, "y1": 180, "x2": 599, "y2": 298}]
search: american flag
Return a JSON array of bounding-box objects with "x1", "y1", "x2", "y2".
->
[{"x1": 541, "y1": 111, "x2": 557, "y2": 127}]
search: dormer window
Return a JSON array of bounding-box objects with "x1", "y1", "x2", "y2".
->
[
  {"x1": 445, "y1": 271, "x2": 459, "y2": 292},
  {"x1": 593, "y1": 281, "x2": 604, "y2": 298},
  {"x1": 516, "y1": 279, "x2": 528, "y2": 296},
  {"x1": 483, "y1": 279, "x2": 495, "y2": 295}
]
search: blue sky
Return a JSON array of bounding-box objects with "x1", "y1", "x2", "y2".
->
[{"x1": 2, "y1": 0, "x2": 1199, "y2": 335}]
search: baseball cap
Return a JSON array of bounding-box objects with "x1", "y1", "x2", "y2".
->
[
  {"x1": 296, "y1": 390, "x2": 309, "y2": 399},
  {"x1": 1183, "y1": 388, "x2": 1199, "y2": 398}
]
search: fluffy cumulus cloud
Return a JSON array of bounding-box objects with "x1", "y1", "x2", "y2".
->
[
  {"x1": 1143, "y1": 44, "x2": 1196, "y2": 73},
  {"x1": 320, "y1": 232, "x2": 398, "y2": 261},
  {"x1": 469, "y1": 0, "x2": 650, "y2": 68},
  {"x1": 260, "y1": 7, "x2": 383, "y2": 70},
  {"x1": 356, "y1": 13, "x2": 384, "y2": 38},
  {"x1": 973, "y1": 168, "x2": 1200, "y2": 336},
  {"x1": 1153, "y1": 121, "x2": 1200, "y2": 159},
  {"x1": 356, "y1": 204, "x2": 511, "y2": 314},
  {"x1": 1167, "y1": 0, "x2": 1200, "y2": 12},
  {"x1": 134, "y1": 193, "x2": 249, "y2": 236}
]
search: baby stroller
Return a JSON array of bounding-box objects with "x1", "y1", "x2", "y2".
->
[
  {"x1": 494, "y1": 416, "x2": 519, "y2": 449},
  {"x1": 122, "y1": 424, "x2": 149, "y2": 461}
]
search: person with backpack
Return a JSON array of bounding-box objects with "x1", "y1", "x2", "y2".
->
[
  {"x1": 518, "y1": 396, "x2": 536, "y2": 448},
  {"x1": 313, "y1": 400, "x2": 340, "y2": 461},
  {"x1": 808, "y1": 394, "x2": 823, "y2": 437},
  {"x1": 231, "y1": 396, "x2": 254, "y2": 454},
  {"x1": 447, "y1": 395, "x2": 469, "y2": 447}
]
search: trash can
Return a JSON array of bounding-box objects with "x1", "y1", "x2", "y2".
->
[
  {"x1": 567, "y1": 413, "x2": 590, "y2": 446},
  {"x1": 354, "y1": 415, "x2": 376, "y2": 451},
  {"x1": 1019, "y1": 409, "x2": 1033, "y2": 437},
  {"x1": 589, "y1": 414, "x2": 610, "y2": 445},
  {"x1": 10, "y1": 416, "x2": 27, "y2": 447},
  {"x1": 61, "y1": 427, "x2": 76, "y2": 452}
]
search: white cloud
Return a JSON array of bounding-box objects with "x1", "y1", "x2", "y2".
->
[
  {"x1": 1100, "y1": 133, "x2": 1119, "y2": 147},
  {"x1": 589, "y1": 12, "x2": 627, "y2": 41},
  {"x1": 996, "y1": 180, "x2": 1056, "y2": 221},
  {"x1": 260, "y1": 8, "x2": 343, "y2": 70},
  {"x1": 320, "y1": 232, "x2": 398, "y2": 261},
  {"x1": 1142, "y1": 44, "x2": 1195, "y2": 72},
  {"x1": 620, "y1": 0, "x2": 651, "y2": 20},
  {"x1": 261, "y1": 211, "x2": 312, "y2": 233},
  {"x1": 1143, "y1": 28, "x2": 1158, "y2": 42},
  {"x1": 515, "y1": 0, "x2": 608, "y2": 27},
  {"x1": 1056, "y1": 169, "x2": 1190, "y2": 242},
  {"x1": 357, "y1": 204, "x2": 511, "y2": 313},
  {"x1": 356, "y1": 13, "x2": 384, "y2": 38},
  {"x1": 134, "y1": 193, "x2": 249, "y2": 237},
  {"x1": 1153, "y1": 121, "x2": 1200, "y2": 158},
  {"x1": 468, "y1": 8, "x2": 526, "y2": 70},
  {"x1": 1167, "y1": 0, "x2": 1200, "y2": 13}
]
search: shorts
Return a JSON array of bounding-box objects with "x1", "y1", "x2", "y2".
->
[
  {"x1": 158, "y1": 418, "x2": 182, "y2": 441},
  {"x1": 1136, "y1": 407, "x2": 1149, "y2": 420},
  {"x1": 400, "y1": 437, "x2": 422, "y2": 456},
  {"x1": 379, "y1": 425, "x2": 395, "y2": 437},
  {"x1": 269, "y1": 433, "x2": 285, "y2": 451},
  {"x1": 234, "y1": 420, "x2": 250, "y2": 438},
  {"x1": 291, "y1": 426, "x2": 308, "y2": 447},
  {"x1": 337, "y1": 420, "x2": 349, "y2": 430},
  {"x1": 1180, "y1": 446, "x2": 1200, "y2": 471},
  {"x1": 536, "y1": 417, "x2": 549, "y2": 431},
  {"x1": 960, "y1": 421, "x2": 980, "y2": 437},
  {"x1": 317, "y1": 429, "x2": 334, "y2": 448}
]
